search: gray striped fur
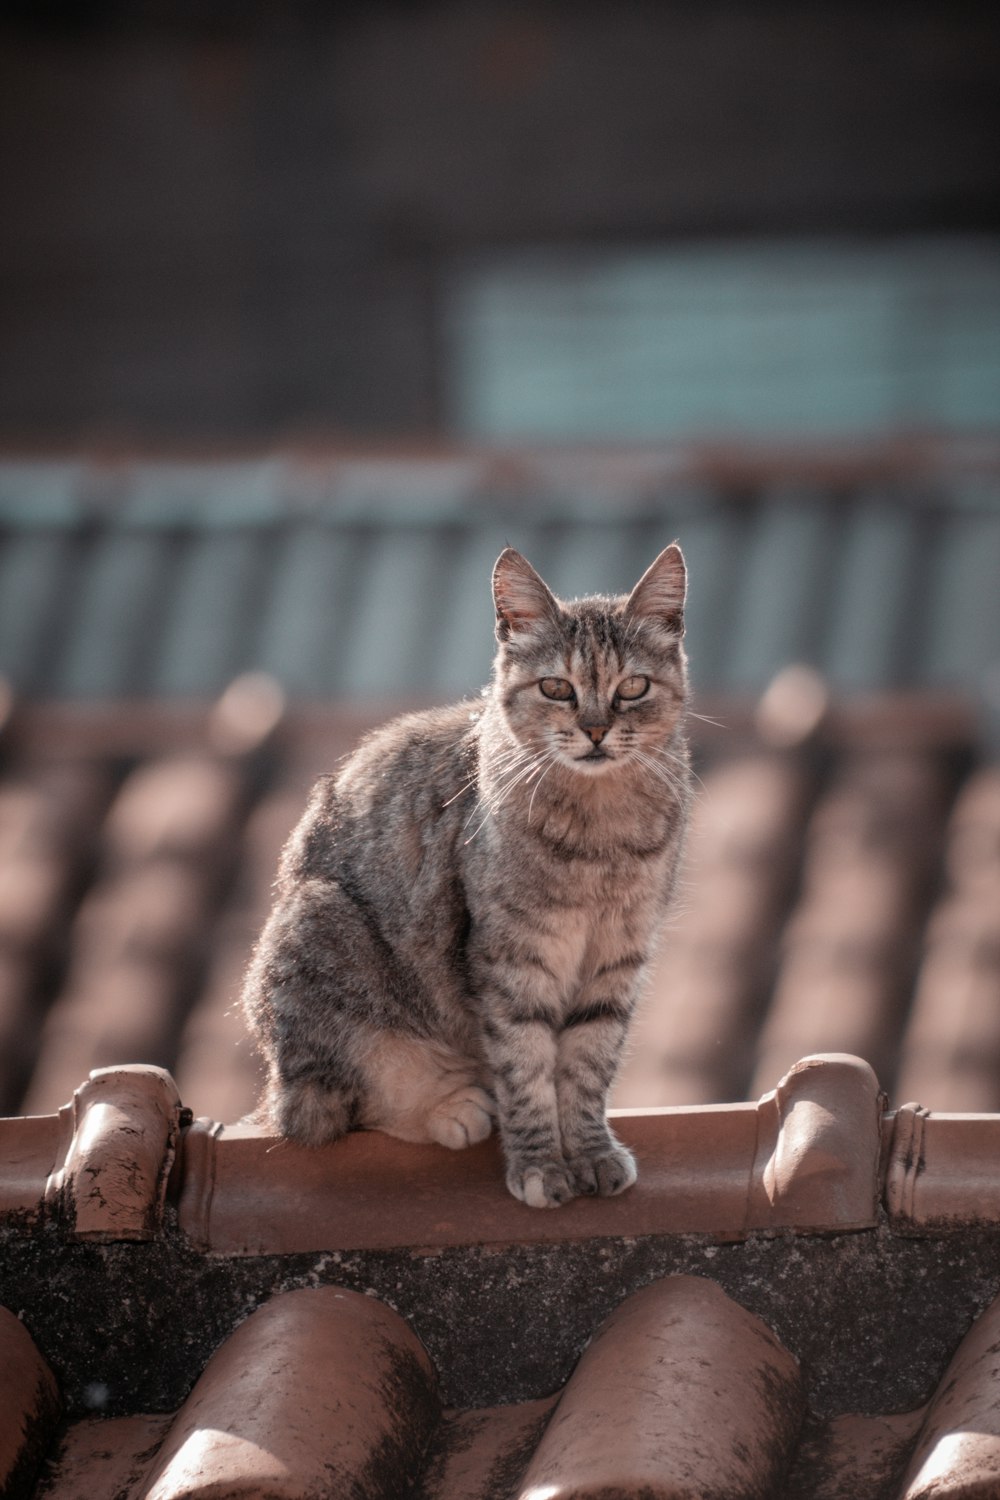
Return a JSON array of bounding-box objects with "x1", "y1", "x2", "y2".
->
[{"x1": 243, "y1": 545, "x2": 692, "y2": 1207}]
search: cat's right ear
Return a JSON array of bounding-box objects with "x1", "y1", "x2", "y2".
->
[{"x1": 492, "y1": 548, "x2": 559, "y2": 642}]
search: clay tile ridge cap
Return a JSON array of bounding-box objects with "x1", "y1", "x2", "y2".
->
[
  {"x1": 166, "y1": 1053, "x2": 886, "y2": 1255},
  {"x1": 16, "y1": 1066, "x2": 185, "y2": 1241},
  {"x1": 0, "y1": 1055, "x2": 888, "y2": 1251},
  {"x1": 885, "y1": 1100, "x2": 1000, "y2": 1233}
]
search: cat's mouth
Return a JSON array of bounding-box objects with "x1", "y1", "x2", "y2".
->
[{"x1": 578, "y1": 747, "x2": 613, "y2": 763}]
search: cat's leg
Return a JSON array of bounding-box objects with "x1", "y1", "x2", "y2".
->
[
  {"x1": 479, "y1": 1008, "x2": 576, "y2": 1208},
  {"x1": 556, "y1": 1000, "x2": 638, "y2": 1197}
]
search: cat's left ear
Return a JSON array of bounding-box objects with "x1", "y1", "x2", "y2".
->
[
  {"x1": 626, "y1": 543, "x2": 687, "y2": 636},
  {"x1": 493, "y1": 549, "x2": 560, "y2": 641}
]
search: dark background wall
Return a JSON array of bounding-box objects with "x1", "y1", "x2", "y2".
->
[{"x1": 1, "y1": 2, "x2": 998, "y2": 442}]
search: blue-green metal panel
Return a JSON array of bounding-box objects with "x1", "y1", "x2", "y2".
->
[
  {"x1": 0, "y1": 462, "x2": 997, "y2": 706},
  {"x1": 50, "y1": 532, "x2": 175, "y2": 698},
  {"x1": 151, "y1": 529, "x2": 272, "y2": 697},
  {"x1": 0, "y1": 531, "x2": 78, "y2": 693},
  {"x1": 254, "y1": 521, "x2": 363, "y2": 698},
  {"x1": 923, "y1": 508, "x2": 1000, "y2": 687},
  {"x1": 0, "y1": 463, "x2": 86, "y2": 524},
  {"x1": 823, "y1": 500, "x2": 926, "y2": 691},
  {"x1": 450, "y1": 239, "x2": 1000, "y2": 441},
  {"x1": 720, "y1": 495, "x2": 842, "y2": 692}
]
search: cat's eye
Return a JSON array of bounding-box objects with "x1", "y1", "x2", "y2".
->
[
  {"x1": 539, "y1": 677, "x2": 575, "y2": 701},
  {"x1": 616, "y1": 675, "x2": 650, "y2": 701}
]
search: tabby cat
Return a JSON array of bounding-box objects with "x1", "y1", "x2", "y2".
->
[{"x1": 242, "y1": 544, "x2": 692, "y2": 1208}]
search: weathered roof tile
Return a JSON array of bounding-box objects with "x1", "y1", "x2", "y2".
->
[
  {"x1": 140, "y1": 1288, "x2": 438, "y2": 1500},
  {"x1": 45, "y1": 1065, "x2": 182, "y2": 1242},
  {"x1": 0, "y1": 1305, "x2": 61, "y2": 1498},
  {"x1": 21, "y1": 1267, "x2": 1000, "y2": 1498},
  {"x1": 4, "y1": 1059, "x2": 1000, "y2": 1496},
  {"x1": 899, "y1": 1287, "x2": 1000, "y2": 1498}
]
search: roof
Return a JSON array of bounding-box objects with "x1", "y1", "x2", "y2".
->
[
  {"x1": 1, "y1": 683, "x2": 998, "y2": 1125},
  {"x1": 0, "y1": 445, "x2": 998, "y2": 704},
  {"x1": 0, "y1": 446, "x2": 997, "y2": 1125},
  {"x1": 1, "y1": 446, "x2": 999, "y2": 1495},
  {"x1": 4, "y1": 1055, "x2": 1000, "y2": 1498}
]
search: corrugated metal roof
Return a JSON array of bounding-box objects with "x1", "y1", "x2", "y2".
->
[{"x1": 0, "y1": 451, "x2": 998, "y2": 705}]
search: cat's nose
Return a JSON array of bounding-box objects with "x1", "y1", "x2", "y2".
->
[{"x1": 582, "y1": 723, "x2": 609, "y2": 744}]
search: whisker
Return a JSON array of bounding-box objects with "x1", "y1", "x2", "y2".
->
[
  {"x1": 631, "y1": 748, "x2": 691, "y2": 801},
  {"x1": 441, "y1": 778, "x2": 477, "y2": 808},
  {"x1": 650, "y1": 744, "x2": 705, "y2": 793},
  {"x1": 463, "y1": 745, "x2": 551, "y2": 839},
  {"x1": 526, "y1": 751, "x2": 558, "y2": 823}
]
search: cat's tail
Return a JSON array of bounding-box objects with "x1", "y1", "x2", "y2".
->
[{"x1": 260, "y1": 1073, "x2": 355, "y2": 1147}]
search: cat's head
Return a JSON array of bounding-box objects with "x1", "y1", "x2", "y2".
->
[{"x1": 490, "y1": 545, "x2": 688, "y2": 776}]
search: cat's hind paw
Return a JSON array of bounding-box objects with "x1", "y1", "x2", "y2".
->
[
  {"x1": 427, "y1": 1085, "x2": 497, "y2": 1150},
  {"x1": 506, "y1": 1161, "x2": 577, "y2": 1209},
  {"x1": 568, "y1": 1144, "x2": 637, "y2": 1198}
]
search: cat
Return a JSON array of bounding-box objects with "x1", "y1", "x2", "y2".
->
[{"x1": 242, "y1": 544, "x2": 692, "y2": 1208}]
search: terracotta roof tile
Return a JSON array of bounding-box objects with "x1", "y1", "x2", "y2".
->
[
  {"x1": 784, "y1": 1409, "x2": 928, "y2": 1500},
  {"x1": 1, "y1": 693, "x2": 997, "y2": 1127},
  {"x1": 749, "y1": 750, "x2": 950, "y2": 1097},
  {"x1": 0, "y1": 1055, "x2": 882, "y2": 1250},
  {"x1": 23, "y1": 967, "x2": 185, "y2": 1118},
  {"x1": 884, "y1": 1104, "x2": 1000, "y2": 1231},
  {"x1": 140, "y1": 1288, "x2": 439, "y2": 1500},
  {"x1": 894, "y1": 766, "x2": 1000, "y2": 1111},
  {"x1": 35, "y1": 1415, "x2": 174, "y2": 1500},
  {"x1": 16, "y1": 1263, "x2": 1000, "y2": 1498},
  {"x1": 170, "y1": 940, "x2": 263, "y2": 1125},
  {"x1": 46, "y1": 1065, "x2": 182, "y2": 1242},
  {"x1": 898, "y1": 1286, "x2": 1000, "y2": 1497},
  {"x1": 16, "y1": 752, "x2": 250, "y2": 1117},
  {"x1": 425, "y1": 1398, "x2": 558, "y2": 1500},
  {"x1": 101, "y1": 755, "x2": 245, "y2": 865},
  {"x1": 616, "y1": 754, "x2": 809, "y2": 1106},
  {"x1": 164, "y1": 1055, "x2": 883, "y2": 1255},
  {"x1": 0, "y1": 1305, "x2": 61, "y2": 1497},
  {"x1": 0, "y1": 760, "x2": 111, "y2": 1110},
  {"x1": 3, "y1": 1059, "x2": 1000, "y2": 1496},
  {"x1": 515, "y1": 1274, "x2": 804, "y2": 1499}
]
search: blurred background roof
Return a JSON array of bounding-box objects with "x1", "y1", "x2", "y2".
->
[
  {"x1": 0, "y1": 0, "x2": 998, "y2": 1125},
  {"x1": 0, "y1": 451, "x2": 999, "y2": 707}
]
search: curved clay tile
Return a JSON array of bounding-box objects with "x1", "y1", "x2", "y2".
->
[
  {"x1": 138, "y1": 1286, "x2": 439, "y2": 1500},
  {"x1": 895, "y1": 765, "x2": 1000, "y2": 1112},
  {"x1": 0, "y1": 1305, "x2": 60, "y2": 1496},
  {"x1": 751, "y1": 750, "x2": 948, "y2": 1097},
  {"x1": 899, "y1": 1286, "x2": 1000, "y2": 1498},
  {"x1": 515, "y1": 1274, "x2": 804, "y2": 1500}
]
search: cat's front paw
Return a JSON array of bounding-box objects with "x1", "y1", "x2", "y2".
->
[
  {"x1": 568, "y1": 1144, "x2": 637, "y2": 1198},
  {"x1": 506, "y1": 1160, "x2": 577, "y2": 1209}
]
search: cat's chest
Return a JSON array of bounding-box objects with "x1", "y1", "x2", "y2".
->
[{"x1": 534, "y1": 900, "x2": 652, "y2": 1000}]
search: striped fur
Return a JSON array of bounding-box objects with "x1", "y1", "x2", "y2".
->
[{"x1": 242, "y1": 545, "x2": 692, "y2": 1207}]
